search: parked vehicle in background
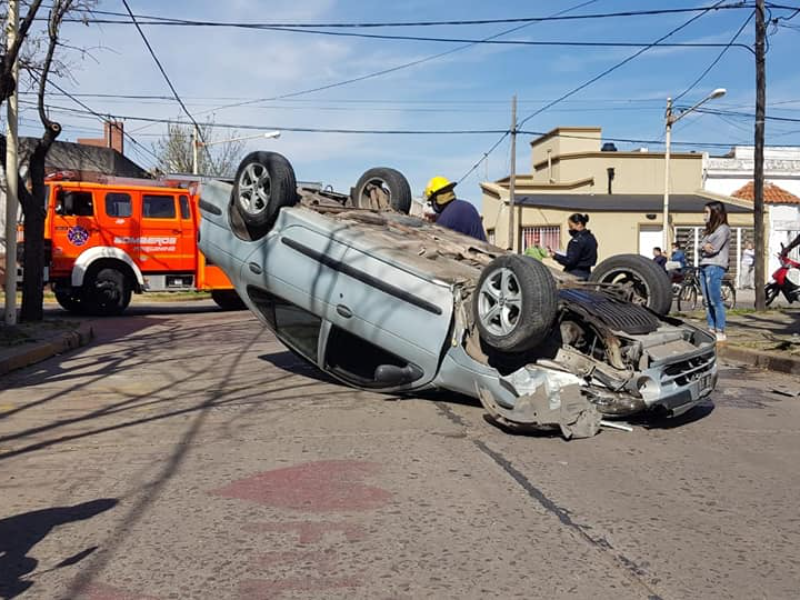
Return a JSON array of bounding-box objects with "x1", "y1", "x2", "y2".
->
[
  {"x1": 197, "y1": 151, "x2": 719, "y2": 438},
  {"x1": 19, "y1": 173, "x2": 244, "y2": 315},
  {"x1": 674, "y1": 267, "x2": 736, "y2": 312},
  {"x1": 766, "y1": 246, "x2": 800, "y2": 306}
]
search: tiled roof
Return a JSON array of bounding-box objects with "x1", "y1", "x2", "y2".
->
[{"x1": 732, "y1": 181, "x2": 800, "y2": 204}]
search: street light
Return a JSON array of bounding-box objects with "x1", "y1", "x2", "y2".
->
[
  {"x1": 662, "y1": 88, "x2": 726, "y2": 250},
  {"x1": 192, "y1": 130, "x2": 281, "y2": 175}
]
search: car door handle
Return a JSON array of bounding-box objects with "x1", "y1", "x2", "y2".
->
[
  {"x1": 171, "y1": 229, "x2": 182, "y2": 234},
  {"x1": 248, "y1": 262, "x2": 263, "y2": 275},
  {"x1": 336, "y1": 304, "x2": 353, "y2": 319}
]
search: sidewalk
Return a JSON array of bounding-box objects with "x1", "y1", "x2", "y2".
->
[
  {"x1": 0, "y1": 318, "x2": 94, "y2": 377},
  {"x1": 679, "y1": 304, "x2": 800, "y2": 375}
]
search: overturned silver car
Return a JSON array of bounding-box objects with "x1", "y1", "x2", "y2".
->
[{"x1": 198, "y1": 152, "x2": 717, "y2": 438}]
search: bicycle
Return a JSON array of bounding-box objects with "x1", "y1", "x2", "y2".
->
[{"x1": 676, "y1": 267, "x2": 736, "y2": 311}]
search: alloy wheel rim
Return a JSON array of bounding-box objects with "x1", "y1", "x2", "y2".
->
[
  {"x1": 237, "y1": 162, "x2": 272, "y2": 216},
  {"x1": 478, "y1": 267, "x2": 522, "y2": 336}
]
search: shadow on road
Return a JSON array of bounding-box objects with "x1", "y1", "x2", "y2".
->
[{"x1": 0, "y1": 499, "x2": 118, "y2": 600}]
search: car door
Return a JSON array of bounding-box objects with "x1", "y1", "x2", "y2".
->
[{"x1": 239, "y1": 219, "x2": 454, "y2": 390}]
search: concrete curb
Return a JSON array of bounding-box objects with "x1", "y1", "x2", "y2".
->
[
  {"x1": 0, "y1": 323, "x2": 94, "y2": 377},
  {"x1": 718, "y1": 343, "x2": 800, "y2": 376}
]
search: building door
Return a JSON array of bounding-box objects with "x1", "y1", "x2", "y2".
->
[{"x1": 638, "y1": 226, "x2": 663, "y2": 258}]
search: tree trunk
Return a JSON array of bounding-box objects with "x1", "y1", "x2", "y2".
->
[
  {"x1": 20, "y1": 203, "x2": 45, "y2": 322},
  {"x1": 19, "y1": 131, "x2": 57, "y2": 322}
]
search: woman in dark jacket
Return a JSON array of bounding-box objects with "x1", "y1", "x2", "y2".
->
[{"x1": 549, "y1": 213, "x2": 598, "y2": 280}]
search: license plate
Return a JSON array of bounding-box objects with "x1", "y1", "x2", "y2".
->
[{"x1": 699, "y1": 374, "x2": 713, "y2": 393}]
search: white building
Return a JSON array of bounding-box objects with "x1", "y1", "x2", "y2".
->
[{"x1": 704, "y1": 146, "x2": 800, "y2": 279}]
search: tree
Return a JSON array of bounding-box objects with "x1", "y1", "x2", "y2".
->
[
  {"x1": 1, "y1": 0, "x2": 94, "y2": 321},
  {"x1": 152, "y1": 119, "x2": 246, "y2": 178}
]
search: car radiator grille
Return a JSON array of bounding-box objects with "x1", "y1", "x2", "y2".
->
[
  {"x1": 559, "y1": 289, "x2": 660, "y2": 335},
  {"x1": 661, "y1": 351, "x2": 716, "y2": 386}
]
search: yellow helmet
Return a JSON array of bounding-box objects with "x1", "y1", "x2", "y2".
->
[{"x1": 424, "y1": 176, "x2": 457, "y2": 202}]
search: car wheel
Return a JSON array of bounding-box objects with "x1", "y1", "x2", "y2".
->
[
  {"x1": 84, "y1": 268, "x2": 131, "y2": 316},
  {"x1": 211, "y1": 289, "x2": 246, "y2": 311},
  {"x1": 232, "y1": 151, "x2": 298, "y2": 239},
  {"x1": 352, "y1": 167, "x2": 412, "y2": 214},
  {"x1": 589, "y1": 254, "x2": 672, "y2": 316},
  {"x1": 473, "y1": 255, "x2": 557, "y2": 353}
]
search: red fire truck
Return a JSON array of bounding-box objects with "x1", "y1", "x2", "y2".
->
[{"x1": 32, "y1": 174, "x2": 242, "y2": 315}]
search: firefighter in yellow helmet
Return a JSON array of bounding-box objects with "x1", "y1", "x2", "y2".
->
[{"x1": 423, "y1": 176, "x2": 486, "y2": 241}]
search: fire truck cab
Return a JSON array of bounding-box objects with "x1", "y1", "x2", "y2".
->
[{"x1": 42, "y1": 176, "x2": 241, "y2": 315}]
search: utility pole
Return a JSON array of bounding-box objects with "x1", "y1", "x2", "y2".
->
[
  {"x1": 507, "y1": 95, "x2": 517, "y2": 252},
  {"x1": 662, "y1": 97, "x2": 673, "y2": 252},
  {"x1": 4, "y1": 0, "x2": 19, "y2": 325},
  {"x1": 192, "y1": 124, "x2": 200, "y2": 175},
  {"x1": 754, "y1": 0, "x2": 766, "y2": 311}
]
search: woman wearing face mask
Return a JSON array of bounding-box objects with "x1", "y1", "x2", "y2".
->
[
  {"x1": 548, "y1": 213, "x2": 598, "y2": 280},
  {"x1": 698, "y1": 201, "x2": 731, "y2": 342}
]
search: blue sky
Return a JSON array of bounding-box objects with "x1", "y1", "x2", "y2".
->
[{"x1": 13, "y1": 0, "x2": 800, "y2": 202}]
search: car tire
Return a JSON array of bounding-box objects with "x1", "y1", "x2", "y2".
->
[
  {"x1": 589, "y1": 254, "x2": 672, "y2": 316},
  {"x1": 352, "y1": 167, "x2": 412, "y2": 214},
  {"x1": 211, "y1": 289, "x2": 246, "y2": 311},
  {"x1": 232, "y1": 151, "x2": 298, "y2": 239},
  {"x1": 84, "y1": 267, "x2": 131, "y2": 316},
  {"x1": 474, "y1": 255, "x2": 557, "y2": 353}
]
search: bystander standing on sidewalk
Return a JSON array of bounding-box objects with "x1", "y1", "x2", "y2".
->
[
  {"x1": 699, "y1": 201, "x2": 731, "y2": 342},
  {"x1": 740, "y1": 241, "x2": 755, "y2": 289},
  {"x1": 652, "y1": 247, "x2": 668, "y2": 270}
]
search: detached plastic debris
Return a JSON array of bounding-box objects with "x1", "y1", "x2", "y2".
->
[
  {"x1": 477, "y1": 384, "x2": 602, "y2": 440},
  {"x1": 769, "y1": 385, "x2": 800, "y2": 398}
]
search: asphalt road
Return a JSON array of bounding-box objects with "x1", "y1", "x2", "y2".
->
[{"x1": 1, "y1": 303, "x2": 798, "y2": 600}]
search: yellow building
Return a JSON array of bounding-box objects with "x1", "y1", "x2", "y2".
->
[{"x1": 481, "y1": 127, "x2": 756, "y2": 281}]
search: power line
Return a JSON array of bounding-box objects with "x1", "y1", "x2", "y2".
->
[
  {"x1": 155, "y1": 25, "x2": 755, "y2": 52},
  {"x1": 23, "y1": 74, "x2": 160, "y2": 167},
  {"x1": 60, "y1": 4, "x2": 754, "y2": 29},
  {"x1": 198, "y1": 0, "x2": 603, "y2": 117},
  {"x1": 31, "y1": 101, "x2": 762, "y2": 148},
  {"x1": 674, "y1": 11, "x2": 755, "y2": 101},
  {"x1": 120, "y1": 0, "x2": 211, "y2": 162},
  {"x1": 461, "y1": 0, "x2": 729, "y2": 182}
]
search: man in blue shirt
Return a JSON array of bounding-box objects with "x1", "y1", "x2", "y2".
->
[
  {"x1": 670, "y1": 242, "x2": 687, "y2": 272},
  {"x1": 424, "y1": 176, "x2": 487, "y2": 242}
]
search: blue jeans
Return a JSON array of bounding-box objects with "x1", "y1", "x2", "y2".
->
[{"x1": 699, "y1": 265, "x2": 726, "y2": 331}]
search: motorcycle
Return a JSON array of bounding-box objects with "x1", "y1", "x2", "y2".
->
[{"x1": 765, "y1": 246, "x2": 800, "y2": 306}]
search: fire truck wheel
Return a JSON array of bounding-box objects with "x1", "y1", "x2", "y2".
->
[
  {"x1": 85, "y1": 268, "x2": 132, "y2": 316},
  {"x1": 54, "y1": 286, "x2": 85, "y2": 314},
  {"x1": 232, "y1": 151, "x2": 298, "y2": 239},
  {"x1": 211, "y1": 289, "x2": 247, "y2": 311}
]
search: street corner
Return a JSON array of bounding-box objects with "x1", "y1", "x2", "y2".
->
[{"x1": 0, "y1": 320, "x2": 94, "y2": 377}]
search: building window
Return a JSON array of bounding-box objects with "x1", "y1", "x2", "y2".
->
[
  {"x1": 521, "y1": 226, "x2": 560, "y2": 252},
  {"x1": 486, "y1": 229, "x2": 496, "y2": 245}
]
